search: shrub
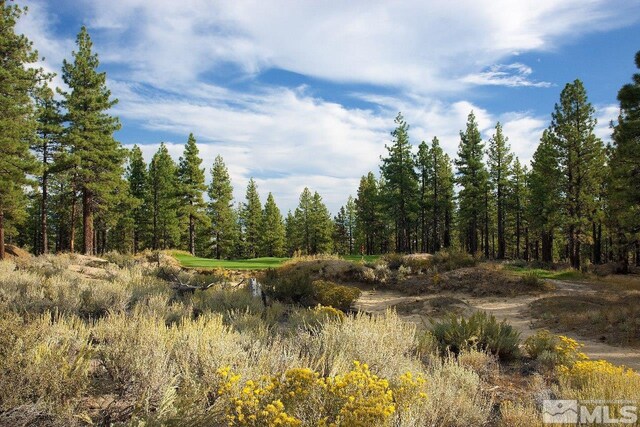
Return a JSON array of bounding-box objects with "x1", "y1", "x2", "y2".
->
[
  {"x1": 382, "y1": 253, "x2": 404, "y2": 270},
  {"x1": 524, "y1": 330, "x2": 587, "y2": 369},
  {"x1": 432, "y1": 249, "x2": 476, "y2": 271},
  {"x1": 263, "y1": 268, "x2": 315, "y2": 305},
  {"x1": 311, "y1": 280, "x2": 361, "y2": 311},
  {"x1": 431, "y1": 312, "x2": 520, "y2": 360},
  {"x1": 556, "y1": 360, "x2": 640, "y2": 402}
]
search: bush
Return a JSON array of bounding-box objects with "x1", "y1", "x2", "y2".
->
[
  {"x1": 432, "y1": 249, "x2": 477, "y2": 271},
  {"x1": 263, "y1": 268, "x2": 315, "y2": 305},
  {"x1": 312, "y1": 280, "x2": 361, "y2": 311},
  {"x1": 431, "y1": 311, "x2": 521, "y2": 360},
  {"x1": 382, "y1": 253, "x2": 404, "y2": 270},
  {"x1": 263, "y1": 270, "x2": 360, "y2": 312},
  {"x1": 556, "y1": 360, "x2": 640, "y2": 403},
  {"x1": 524, "y1": 330, "x2": 587, "y2": 369}
]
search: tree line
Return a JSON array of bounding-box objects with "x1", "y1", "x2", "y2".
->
[{"x1": 1, "y1": 4, "x2": 639, "y2": 269}]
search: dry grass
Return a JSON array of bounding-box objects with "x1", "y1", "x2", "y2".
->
[
  {"x1": 529, "y1": 294, "x2": 640, "y2": 347},
  {"x1": 0, "y1": 255, "x2": 638, "y2": 426}
]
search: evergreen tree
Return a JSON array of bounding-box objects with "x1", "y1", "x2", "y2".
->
[
  {"x1": 284, "y1": 210, "x2": 298, "y2": 256},
  {"x1": 487, "y1": 122, "x2": 513, "y2": 259},
  {"x1": 345, "y1": 196, "x2": 357, "y2": 254},
  {"x1": 309, "y1": 191, "x2": 334, "y2": 254},
  {"x1": 293, "y1": 187, "x2": 313, "y2": 254},
  {"x1": 208, "y1": 155, "x2": 236, "y2": 259},
  {"x1": 416, "y1": 140, "x2": 432, "y2": 252},
  {"x1": 260, "y1": 193, "x2": 285, "y2": 257},
  {"x1": 528, "y1": 130, "x2": 561, "y2": 262},
  {"x1": 509, "y1": 159, "x2": 528, "y2": 259},
  {"x1": 455, "y1": 112, "x2": 487, "y2": 254},
  {"x1": 61, "y1": 26, "x2": 123, "y2": 255},
  {"x1": 430, "y1": 138, "x2": 455, "y2": 251},
  {"x1": 126, "y1": 145, "x2": 148, "y2": 253},
  {"x1": 0, "y1": 3, "x2": 41, "y2": 259},
  {"x1": 242, "y1": 178, "x2": 262, "y2": 258},
  {"x1": 610, "y1": 51, "x2": 640, "y2": 269},
  {"x1": 355, "y1": 173, "x2": 381, "y2": 255},
  {"x1": 549, "y1": 80, "x2": 605, "y2": 269},
  {"x1": 333, "y1": 206, "x2": 349, "y2": 255},
  {"x1": 380, "y1": 113, "x2": 418, "y2": 252},
  {"x1": 148, "y1": 143, "x2": 180, "y2": 249},
  {"x1": 33, "y1": 85, "x2": 64, "y2": 254},
  {"x1": 177, "y1": 133, "x2": 207, "y2": 255}
]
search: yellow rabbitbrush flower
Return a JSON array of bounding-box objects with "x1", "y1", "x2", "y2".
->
[
  {"x1": 318, "y1": 361, "x2": 396, "y2": 427},
  {"x1": 558, "y1": 359, "x2": 636, "y2": 387}
]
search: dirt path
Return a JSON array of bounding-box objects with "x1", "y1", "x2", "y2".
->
[{"x1": 355, "y1": 280, "x2": 640, "y2": 370}]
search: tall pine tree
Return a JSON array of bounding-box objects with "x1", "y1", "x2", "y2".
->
[
  {"x1": 609, "y1": 51, "x2": 640, "y2": 269},
  {"x1": 61, "y1": 26, "x2": 123, "y2": 255},
  {"x1": 242, "y1": 178, "x2": 262, "y2": 258},
  {"x1": 208, "y1": 155, "x2": 236, "y2": 259},
  {"x1": 455, "y1": 112, "x2": 487, "y2": 254},
  {"x1": 549, "y1": 80, "x2": 605, "y2": 269},
  {"x1": 177, "y1": 133, "x2": 207, "y2": 255},
  {"x1": 487, "y1": 122, "x2": 513, "y2": 259},
  {"x1": 260, "y1": 193, "x2": 285, "y2": 257},
  {"x1": 381, "y1": 113, "x2": 418, "y2": 252},
  {"x1": 126, "y1": 145, "x2": 148, "y2": 253},
  {"x1": 148, "y1": 143, "x2": 180, "y2": 249},
  {"x1": 0, "y1": 3, "x2": 41, "y2": 259}
]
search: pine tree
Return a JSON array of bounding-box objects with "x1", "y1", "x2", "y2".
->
[
  {"x1": 455, "y1": 112, "x2": 487, "y2": 254},
  {"x1": 32, "y1": 85, "x2": 64, "y2": 254},
  {"x1": 509, "y1": 159, "x2": 528, "y2": 259},
  {"x1": 242, "y1": 178, "x2": 262, "y2": 258},
  {"x1": 528, "y1": 130, "x2": 561, "y2": 262},
  {"x1": 549, "y1": 80, "x2": 605, "y2": 269},
  {"x1": 345, "y1": 196, "x2": 357, "y2": 254},
  {"x1": 610, "y1": 51, "x2": 640, "y2": 269},
  {"x1": 309, "y1": 191, "x2": 334, "y2": 254},
  {"x1": 487, "y1": 122, "x2": 513, "y2": 259},
  {"x1": 260, "y1": 193, "x2": 285, "y2": 257},
  {"x1": 177, "y1": 133, "x2": 207, "y2": 255},
  {"x1": 148, "y1": 143, "x2": 180, "y2": 249},
  {"x1": 355, "y1": 173, "x2": 381, "y2": 255},
  {"x1": 0, "y1": 3, "x2": 41, "y2": 259},
  {"x1": 416, "y1": 140, "x2": 432, "y2": 253},
  {"x1": 333, "y1": 206, "x2": 349, "y2": 255},
  {"x1": 126, "y1": 145, "x2": 148, "y2": 253},
  {"x1": 61, "y1": 26, "x2": 123, "y2": 255},
  {"x1": 208, "y1": 155, "x2": 236, "y2": 259},
  {"x1": 430, "y1": 138, "x2": 455, "y2": 251},
  {"x1": 293, "y1": 188, "x2": 313, "y2": 254},
  {"x1": 380, "y1": 113, "x2": 418, "y2": 252}
]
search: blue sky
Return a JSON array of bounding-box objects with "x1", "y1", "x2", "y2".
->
[{"x1": 19, "y1": 0, "x2": 640, "y2": 213}]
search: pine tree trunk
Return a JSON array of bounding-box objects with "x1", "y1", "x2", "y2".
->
[
  {"x1": 83, "y1": 188, "x2": 94, "y2": 255},
  {"x1": 70, "y1": 195, "x2": 76, "y2": 253},
  {"x1": 497, "y1": 187, "x2": 505, "y2": 259},
  {"x1": 189, "y1": 213, "x2": 195, "y2": 255},
  {"x1": 0, "y1": 211, "x2": 5, "y2": 260},
  {"x1": 41, "y1": 169, "x2": 49, "y2": 254}
]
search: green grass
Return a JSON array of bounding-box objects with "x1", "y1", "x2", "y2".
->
[
  {"x1": 172, "y1": 252, "x2": 381, "y2": 270},
  {"x1": 505, "y1": 265, "x2": 586, "y2": 281},
  {"x1": 172, "y1": 253, "x2": 288, "y2": 270}
]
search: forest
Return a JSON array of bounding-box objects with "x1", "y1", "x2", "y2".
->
[{"x1": 1, "y1": 4, "x2": 639, "y2": 273}]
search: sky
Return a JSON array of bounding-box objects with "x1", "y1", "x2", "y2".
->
[{"x1": 18, "y1": 0, "x2": 640, "y2": 214}]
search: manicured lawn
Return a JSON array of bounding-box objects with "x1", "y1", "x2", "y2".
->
[
  {"x1": 172, "y1": 253, "x2": 288, "y2": 270},
  {"x1": 172, "y1": 252, "x2": 381, "y2": 269},
  {"x1": 505, "y1": 265, "x2": 586, "y2": 281}
]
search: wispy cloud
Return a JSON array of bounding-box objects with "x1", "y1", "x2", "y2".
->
[{"x1": 462, "y1": 63, "x2": 552, "y2": 88}]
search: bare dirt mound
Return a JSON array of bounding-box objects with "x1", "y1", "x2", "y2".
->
[
  {"x1": 4, "y1": 244, "x2": 31, "y2": 259},
  {"x1": 356, "y1": 280, "x2": 640, "y2": 370}
]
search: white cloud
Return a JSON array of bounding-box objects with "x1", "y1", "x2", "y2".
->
[
  {"x1": 25, "y1": 0, "x2": 638, "y2": 93},
  {"x1": 462, "y1": 63, "x2": 552, "y2": 88}
]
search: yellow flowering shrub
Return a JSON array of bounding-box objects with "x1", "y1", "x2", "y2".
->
[
  {"x1": 318, "y1": 361, "x2": 396, "y2": 427},
  {"x1": 558, "y1": 360, "x2": 636, "y2": 388},
  {"x1": 524, "y1": 330, "x2": 587, "y2": 367},
  {"x1": 212, "y1": 362, "x2": 431, "y2": 427}
]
